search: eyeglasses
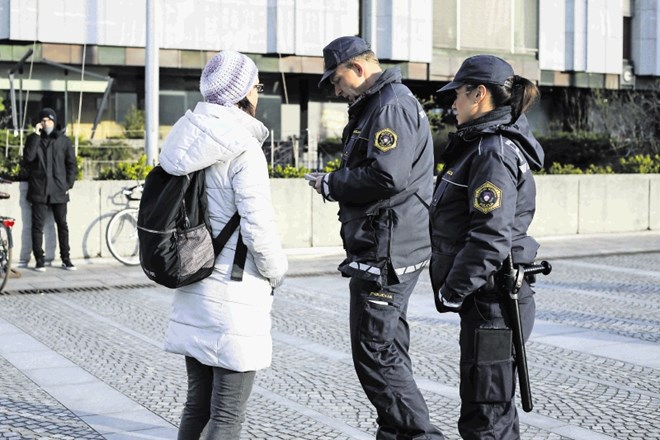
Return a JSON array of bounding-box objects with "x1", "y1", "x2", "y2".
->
[{"x1": 254, "y1": 83, "x2": 264, "y2": 93}]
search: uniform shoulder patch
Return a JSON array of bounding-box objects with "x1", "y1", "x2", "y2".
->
[
  {"x1": 374, "y1": 128, "x2": 398, "y2": 152},
  {"x1": 473, "y1": 181, "x2": 502, "y2": 214}
]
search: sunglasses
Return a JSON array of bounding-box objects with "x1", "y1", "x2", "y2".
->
[{"x1": 254, "y1": 83, "x2": 264, "y2": 93}]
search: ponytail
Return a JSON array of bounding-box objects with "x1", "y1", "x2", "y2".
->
[{"x1": 490, "y1": 75, "x2": 540, "y2": 121}]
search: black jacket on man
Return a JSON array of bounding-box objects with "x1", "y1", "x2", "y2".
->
[
  {"x1": 321, "y1": 67, "x2": 434, "y2": 282},
  {"x1": 23, "y1": 127, "x2": 77, "y2": 204}
]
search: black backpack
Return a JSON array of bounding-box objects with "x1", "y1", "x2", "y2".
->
[{"x1": 137, "y1": 165, "x2": 247, "y2": 288}]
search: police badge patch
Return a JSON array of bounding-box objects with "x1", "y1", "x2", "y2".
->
[
  {"x1": 473, "y1": 181, "x2": 502, "y2": 214},
  {"x1": 374, "y1": 128, "x2": 398, "y2": 152}
]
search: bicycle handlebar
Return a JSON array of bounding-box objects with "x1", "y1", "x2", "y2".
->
[{"x1": 122, "y1": 183, "x2": 143, "y2": 201}]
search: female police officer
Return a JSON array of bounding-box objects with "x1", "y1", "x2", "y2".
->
[{"x1": 430, "y1": 55, "x2": 545, "y2": 439}]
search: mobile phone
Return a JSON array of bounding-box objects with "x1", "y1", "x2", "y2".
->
[{"x1": 304, "y1": 173, "x2": 317, "y2": 181}]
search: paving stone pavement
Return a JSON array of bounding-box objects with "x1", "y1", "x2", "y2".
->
[{"x1": 0, "y1": 231, "x2": 658, "y2": 439}]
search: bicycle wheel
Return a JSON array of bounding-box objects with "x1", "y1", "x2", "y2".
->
[
  {"x1": 0, "y1": 223, "x2": 12, "y2": 292},
  {"x1": 106, "y1": 208, "x2": 140, "y2": 266}
]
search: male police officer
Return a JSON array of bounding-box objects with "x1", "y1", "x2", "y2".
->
[{"x1": 311, "y1": 36, "x2": 444, "y2": 440}]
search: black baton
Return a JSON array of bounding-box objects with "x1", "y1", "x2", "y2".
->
[{"x1": 502, "y1": 255, "x2": 552, "y2": 413}]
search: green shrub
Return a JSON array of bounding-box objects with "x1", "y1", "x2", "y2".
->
[
  {"x1": 123, "y1": 106, "x2": 145, "y2": 139},
  {"x1": 0, "y1": 129, "x2": 24, "y2": 146},
  {"x1": 323, "y1": 158, "x2": 341, "y2": 173},
  {"x1": 618, "y1": 154, "x2": 660, "y2": 174},
  {"x1": 541, "y1": 162, "x2": 615, "y2": 175},
  {"x1": 76, "y1": 156, "x2": 83, "y2": 180},
  {"x1": 268, "y1": 164, "x2": 310, "y2": 178},
  {"x1": 78, "y1": 144, "x2": 136, "y2": 161},
  {"x1": 538, "y1": 132, "x2": 614, "y2": 170},
  {"x1": 96, "y1": 154, "x2": 153, "y2": 180},
  {"x1": 585, "y1": 164, "x2": 614, "y2": 174},
  {"x1": 0, "y1": 157, "x2": 26, "y2": 180},
  {"x1": 547, "y1": 162, "x2": 583, "y2": 174}
]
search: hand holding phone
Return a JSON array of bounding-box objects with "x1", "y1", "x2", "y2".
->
[
  {"x1": 35, "y1": 122, "x2": 43, "y2": 134},
  {"x1": 304, "y1": 172, "x2": 326, "y2": 192}
]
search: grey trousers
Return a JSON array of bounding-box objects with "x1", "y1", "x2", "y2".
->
[{"x1": 177, "y1": 356, "x2": 256, "y2": 440}]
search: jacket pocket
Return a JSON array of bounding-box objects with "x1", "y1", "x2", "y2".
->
[
  {"x1": 429, "y1": 251, "x2": 455, "y2": 293},
  {"x1": 359, "y1": 299, "x2": 399, "y2": 344},
  {"x1": 461, "y1": 328, "x2": 515, "y2": 403},
  {"x1": 339, "y1": 210, "x2": 387, "y2": 259},
  {"x1": 431, "y1": 179, "x2": 449, "y2": 207}
]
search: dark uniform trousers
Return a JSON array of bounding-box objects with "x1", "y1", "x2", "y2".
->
[
  {"x1": 31, "y1": 202, "x2": 71, "y2": 262},
  {"x1": 349, "y1": 273, "x2": 444, "y2": 440},
  {"x1": 457, "y1": 282, "x2": 535, "y2": 440}
]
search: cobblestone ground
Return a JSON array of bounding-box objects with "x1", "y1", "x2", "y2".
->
[{"x1": 0, "y1": 252, "x2": 658, "y2": 439}]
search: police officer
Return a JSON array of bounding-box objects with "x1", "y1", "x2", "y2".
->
[
  {"x1": 430, "y1": 55, "x2": 545, "y2": 439},
  {"x1": 311, "y1": 36, "x2": 444, "y2": 439}
]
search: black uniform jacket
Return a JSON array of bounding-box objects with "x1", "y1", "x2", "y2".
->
[
  {"x1": 23, "y1": 127, "x2": 77, "y2": 204},
  {"x1": 323, "y1": 67, "x2": 434, "y2": 282},
  {"x1": 429, "y1": 107, "x2": 544, "y2": 305}
]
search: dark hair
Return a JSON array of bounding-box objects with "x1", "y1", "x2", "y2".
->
[
  {"x1": 466, "y1": 75, "x2": 539, "y2": 121},
  {"x1": 237, "y1": 96, "x2": 256, "y2": 117},
  {"x1": 492, "y1": 76, "x2": 540, "y2": 120}
]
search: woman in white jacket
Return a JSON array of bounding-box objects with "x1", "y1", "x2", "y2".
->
[{"x1": 159, "y1": 50, "x2": 288, "y2": 439}]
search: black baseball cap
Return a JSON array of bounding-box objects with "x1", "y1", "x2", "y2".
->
[
  {"x1": 437, "y1": 55, "x2": 514, "y2": 95},
  {"x1": 318, "y1": 36, "x2": 371, "y2": 88}
]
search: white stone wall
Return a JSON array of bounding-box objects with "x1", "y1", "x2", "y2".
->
[{"x1": 2, "y1": 175, "x2": 659, "y2": 264}]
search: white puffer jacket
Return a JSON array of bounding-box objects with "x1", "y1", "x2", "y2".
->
[{"x1": 160, "y1": 102, "x2": 288, "y2": 372}]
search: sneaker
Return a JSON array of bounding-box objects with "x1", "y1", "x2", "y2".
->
[
  {"x1": 35, "y1": 261, "x2": 46, "y2": 272},
  {"x1": 61, "y1": 260, "x2": 77, "y2": 271}
]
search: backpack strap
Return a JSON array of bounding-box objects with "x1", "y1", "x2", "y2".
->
[
  {"x1": 212, "y1": 211, "x2": 247, "y2": 282},
  {"x1": 230, "y1": 233, "x2": 247, "y2": 281},
  {"x1": 212, "y1": 212, "x2": 240, "y2": 254},
  {"x1": 413, "y1": 192, "x2": 429, "y2": 210}
]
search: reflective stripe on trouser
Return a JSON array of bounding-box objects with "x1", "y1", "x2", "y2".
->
[
  {"x1": 347, "y1": 259, "x2": 430, "y2": 277},
  {"x1": 349, "y1": 274, "x2": 445, "y2": 440},
  {"x1": 457, "y1": 283, "x2": 536, "y2": 440}
]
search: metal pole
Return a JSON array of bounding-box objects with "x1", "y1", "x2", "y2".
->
[
  {"x1": 8, "y1": 49, "x2": 34, "y2": 136},
  {"x1": 8, "y1": 73, "x2": 17, "y2": 136},
  {"x1": 18, "y1": 77, "x2": 24, "y2": 147},
  {"x1": 91, "y1": 78, "x2": 114, "y2": 139},
  {"x1": 145, "y1": 0, "x2": 159, "y2": 165},
  {"x1": 64, "y1": 70, "x2": 68, "y2": 132},
  {"x1": 270, "y1": 130, "x2": 274, "y2": 167}
]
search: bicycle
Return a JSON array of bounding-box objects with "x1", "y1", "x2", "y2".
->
[
  {"x1": 0, "y1": 178, "x2": 16, "y2": 292},
  {"x1": 106, "y1": 183, "x2": 142, "y2": 266}
]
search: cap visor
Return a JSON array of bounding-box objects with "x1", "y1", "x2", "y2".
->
[
  {"x1": 436, "y1": 81, "x2": 462, "y2": 95},
  {"x1": 318, "y1": 68, "x2": 336, "y2": 88}
]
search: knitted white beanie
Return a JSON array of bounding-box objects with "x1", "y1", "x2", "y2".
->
[{"x1": 200, "y1": 51, "x2": 258, "y2": 106}]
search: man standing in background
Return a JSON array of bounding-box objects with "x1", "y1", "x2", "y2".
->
[{"x1": 23, "y1": 107, "x2": 77, "y2": 272}]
